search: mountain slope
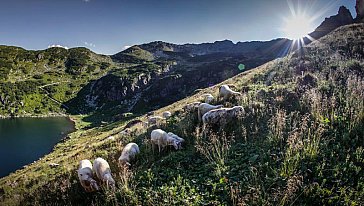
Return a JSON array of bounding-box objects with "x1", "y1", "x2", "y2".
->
[
  {"x1": 0, "y1": 46, "x2": 115, "y2": 117},
  {"x1": 1, "y1": 23, "x2": 363, "y2": 206}
]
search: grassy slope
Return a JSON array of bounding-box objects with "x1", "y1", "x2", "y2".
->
[
  {"x1": 1, "y1": 24, "x2": 364, "y2": 205},
  {"x1": 0, "y1": 46, "x2": 119, "y2": 117}
]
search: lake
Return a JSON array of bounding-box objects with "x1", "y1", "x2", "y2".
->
[{"x1": 0, "y1": 117, "x2": 75, "y2": 178}]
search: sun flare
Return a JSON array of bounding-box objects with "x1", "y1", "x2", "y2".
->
[{"x1": 283, "y1": 15, "x2": 313, "y2": 40}]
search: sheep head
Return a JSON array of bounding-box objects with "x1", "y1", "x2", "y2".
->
[
  {"x1": 232, "y1": 106, "x2": 244, "y2": 116},
  {"x1": 104, "y1": 174, "x2": 115, "y2": 189},
  {"x1": 89, "y1": 178, "x2": 99, "y2": 191},
  {"x1": 118, "y1": 158, "x2": 131, "y2": 168}
]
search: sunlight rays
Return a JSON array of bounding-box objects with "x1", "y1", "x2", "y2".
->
[{"x1": 282, "y1": 0, "x2": 341, "y2": 54}]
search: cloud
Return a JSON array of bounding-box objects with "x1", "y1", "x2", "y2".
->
[
  {"x1": 84, "y1": 42, "x2": 96, "y2": 47},
  {"x1": 123, "y1": 45, "x2": 131, "y2": 50},
  {"x1": 48, "y1": 44, "x2": 69, "y2": 49}
]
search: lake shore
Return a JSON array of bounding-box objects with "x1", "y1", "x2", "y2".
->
[{"x1": 0, "y1": 112, "x2": 68, "y2": 119}]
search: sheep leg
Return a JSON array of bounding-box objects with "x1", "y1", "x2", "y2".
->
[{"x1": 198, "y1": 109, "x2": 202, "y2": 122}]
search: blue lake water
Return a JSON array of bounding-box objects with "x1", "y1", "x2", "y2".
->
[{"x1": 0, "y1": 117, "x2": 75, "y2": 178}]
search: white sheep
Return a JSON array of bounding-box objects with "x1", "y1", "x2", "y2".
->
[
  {"x1": 183, "y1": 101, "x2": 201, "y2": 113},
  {"x1": 167, "y1": 132, "x2": 185, "y2": 148},
  {"x1": 148, "y1": 116, "x2": 165, "y2": 126},
  {"x1": 93, "y1": 158, "x2": 115, "y2": 189},
  {"x1": 78, "y1": 160, "x2": 99, "y2": 192},
  {"x1": 151, "y1": 129, "x2": 184, "y2": 153},
  {"x1": 198, "y1": 103, "x2": 223, "y2": 122},
  {"x1": 202, "y1": 93, "x2": 214, "y2": 104},
  {"x1": 202, "y1": 106, "x2": 244, "y2": 131},
  {"x1": 118, "y1": 143, "x2": 140, "y2": 166},
  {"x1": 219, "y1": 85, "x2": 241, "y2": 101},
  {"x1": 162, "y1": 111, "x2": 172, "y2": 119}
]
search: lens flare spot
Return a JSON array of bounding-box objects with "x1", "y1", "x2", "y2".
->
[{"x1": 238, "y1": 64, "x2": 245, "y2": 71}]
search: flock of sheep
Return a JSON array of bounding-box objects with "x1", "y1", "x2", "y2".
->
[{"x1": 77, "y1": 84, "x2": 243, "y2": 192}]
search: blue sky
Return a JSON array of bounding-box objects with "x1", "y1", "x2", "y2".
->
[{"x1": 0, "y1": 0, "x2": 356, "y2": 54}]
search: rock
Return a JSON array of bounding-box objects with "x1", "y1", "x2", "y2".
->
[
  {"x1": 308, "y1": 6, "x2": 354, "y2": 41},
  {"x1": 49, "y1": 163, "x2": 60, "y2": 168},
  {"x1": 105, "y1": 136, "x2": 115, "y2": 141},
  {"x1": 356, "y1": 0, "x2": 364, "y2": 22}
]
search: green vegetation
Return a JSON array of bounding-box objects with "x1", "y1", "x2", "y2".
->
[
  {"x1": 0, "y1": 24, "x2": 364, "y2": 205},
  {"x1": 0, "y1": 46, "x2": 117, "y2": 117}
]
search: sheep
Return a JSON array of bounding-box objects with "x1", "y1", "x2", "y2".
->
[
  {"x1": 201, "y1": 93, "x2": 214, "y2": 104},
  {"x1": 118, "y1": 143, "x2": 140, "y2": 166},
  {"x1": 162, "y1": 111, "x2": 172, "y2": 119},
  {"x1": 148, "y1": 116, "x2": 165, "y2": 126},
  {"x1": 151, "y1": 129, "x2": 184, "y2": 153},
  {"x1": 93, "y1": 158, "x2": 115, "y2": 189},
  {"x1": 167, "y1": 132, "x2": 185, "y2": 148},
  {"x1": 183, "y1": 101, "x2": 201, "y2": 113},
  {"x1": 202, "y1": 106, "x2": 245, "y2": 132},
  {"x1": 198, "y1": 103, "x2": 223, "y2": 122},
  {"x1": 218, "y1": 85, "x2": 242, "y2": 101},
  {"x1": 78, "y1": 160, "x2": 99, "y2": 192}
]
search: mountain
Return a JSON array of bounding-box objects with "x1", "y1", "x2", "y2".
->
[
  {"x1": 305, "y1": 6, "x2": 354, "y2": 43},
  {"x1": 0, "y1": 46, "x2": 115, "y2": 117},
  {"x1": 356, "y1": 0, "x2": 364, "y2": 22},
  {"x1": 76, "y1": 38, "x2": 292, "y2": 117},
  {"x1": 1, "y1": 22, "x2": 363, "y2": 205}
]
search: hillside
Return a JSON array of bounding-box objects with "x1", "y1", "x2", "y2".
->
[
  {"x1": 0, "y1": 37, "x2": 292, "y2": 123},
  {"x1": 0, "y1": 46, "x2": 116, "y2": 117},
  {"x1": 1, "y1": 23, "x2": 363, "y2": 205}
]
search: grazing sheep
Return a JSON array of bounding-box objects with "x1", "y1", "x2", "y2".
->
[
  {"x1": 202, "y1": 93, "x2": 214, "y2": 104},
  {"x1": 148, "y1": 116, "x2": 165, "y2": 126},
  {"x1": 183, "y1": 101, "x2": 201, "y2": 113},
  {"x1": 198, "y1": 103, "x2": 223, "y2": 122},
  {"x1": 151, "y1": 129, "x2": 184, "y2": 153},
  {"x1": 219, "y1": 85, "x2": 241, "y2": 101},
  {"x1": 118, "y1": 143, "x2": 140, "y2": 166},
  {"x1": 93, "y1": 158, "x2": 115, "y2": 189},
  {"x1": 162, "y1": 111, "x2": 172, "y2": 119},
  {"x1": 202, "y1": 106, "x2": 245, "y2": 131},
  {"x1": 78, "y1": 160, "x2": 99, "y2": 192},
  {"x1": 167, "y1": 132, "x2": 185, "y2": 148}
]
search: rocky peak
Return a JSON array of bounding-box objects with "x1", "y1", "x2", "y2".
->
[
  {"x1": 356, "y1": 0, "x2": 364, "y2": 22},
  {"x1": 308, "y1": 6, "x2": 353, "y2": 40}
]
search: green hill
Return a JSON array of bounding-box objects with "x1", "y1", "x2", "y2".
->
[
  {"x1": 0, "y1": 23, "x2": 363, "y2": 205},
  {"x1": 0, "y1": 46, "x2": 115, "y2": 117}
]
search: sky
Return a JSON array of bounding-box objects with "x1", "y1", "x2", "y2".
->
[{"x1": 0, "y1": 0, "x2": 357, "y2": 55}]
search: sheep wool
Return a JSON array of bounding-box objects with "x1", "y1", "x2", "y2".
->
[
  {"x1": 118, "y1": 143, "x2": 140, "y2": 166},
  {"x1": 93, "y1": 158, "x2": 115, "y2": 189},
  {"x1": 77, "y1": 160, "x2": 99, "y2": 192}
]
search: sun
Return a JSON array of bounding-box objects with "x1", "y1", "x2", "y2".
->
[{"x1": 283, "y1": 14, "x2": 313, "y2": 40}]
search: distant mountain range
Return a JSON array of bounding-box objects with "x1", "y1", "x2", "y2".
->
[{"x1": 0, "y1": 5, "x2": 360, "y2": 123}]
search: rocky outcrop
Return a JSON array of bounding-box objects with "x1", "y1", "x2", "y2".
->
[
  {"x1": 356, "y1": 0, "x2": 364, "y2": 22},
  {"x1": 308, "y1": 6, "x2": 353, "y2": 41}
]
